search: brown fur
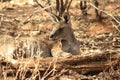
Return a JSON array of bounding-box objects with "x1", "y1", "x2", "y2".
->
[
  {"x1": 0, "y1": 13, "x2": 80, "y2": 59},
  {"x1": 49, "y1": 13, "x2": 80, "y2": 57}
]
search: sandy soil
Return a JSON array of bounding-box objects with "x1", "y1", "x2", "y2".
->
[{"x1": 0, "y1": 0, "x2": 120, "y2": 80}]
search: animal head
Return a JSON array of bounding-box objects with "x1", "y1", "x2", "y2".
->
[{"x1": 49, "y1": 13, "x2": 75, "y2": 41}]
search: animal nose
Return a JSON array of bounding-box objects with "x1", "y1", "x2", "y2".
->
[
  {"x1": 50, "y1": 35, "x2": 54, "y2": 38},
  {"x1": 49, "y1": 35, "x2": 54, "y2": 40}
]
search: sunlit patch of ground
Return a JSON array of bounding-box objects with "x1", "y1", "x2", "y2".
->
[{"x1": 0, "y1": 0, "x2": 120, "y2": 80}]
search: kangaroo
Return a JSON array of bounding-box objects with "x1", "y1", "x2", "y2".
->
[
  {"x1": 18, "y1": 12, "x2": 80, "y2": 58},
  {"x1": 0, "y1": 13, "x2": 80, "y2": 59},
  {"x1": 0, "y1": 35, "x2": 53, "y2": 59},
  {"x1": 49, "y1": 13, "x2": 80, "y2": 57},
  {"x1": 0, "y1": 0, "x2": 80, "y2": 59}
]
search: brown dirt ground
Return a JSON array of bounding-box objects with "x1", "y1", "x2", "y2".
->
[{"x1": 0, "y1": 0, "x2": 120, "y2": 80}]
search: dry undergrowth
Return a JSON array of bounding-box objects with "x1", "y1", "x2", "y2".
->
[{"x1": 0, "y1": 0, "x2": 120, "y2": 80}]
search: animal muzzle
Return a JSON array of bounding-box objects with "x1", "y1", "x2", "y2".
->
[{"x1": 49, "y1": 34, "x2": 55, "y2": 40}]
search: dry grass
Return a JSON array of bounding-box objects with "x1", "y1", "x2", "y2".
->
[{"x1": 0, "y1": 0, "x2": 120, "y2": 80}]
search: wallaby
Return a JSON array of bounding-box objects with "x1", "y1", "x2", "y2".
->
[
  {"x1": 49, "y1": 12, "x2": 80, "y2": 57},
  {"x1": 0, "y1": 35, "x2": 52, "y2": 59},
  {"x1": 0, "y1": 13, "x2": 80, "y2": 59},
  {"x1": 0, "y1": 0, "x2": 80, "y2": 59}
]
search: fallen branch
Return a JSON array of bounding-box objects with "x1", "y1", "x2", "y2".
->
[{"x1": 1, "y1": 51, "x2": 120, "y2": 75}]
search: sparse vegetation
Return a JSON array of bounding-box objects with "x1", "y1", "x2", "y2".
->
[{"x1": 0, "y1": 0, "x2": 120, "y2": 80}]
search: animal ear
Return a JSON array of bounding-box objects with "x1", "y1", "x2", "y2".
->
[
  {"x1": 50, "y1": 14, "x2": 62, "y2": 23},
  {"x1": 62, "y1": 12, "x2": 70, "y2": 23}
]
